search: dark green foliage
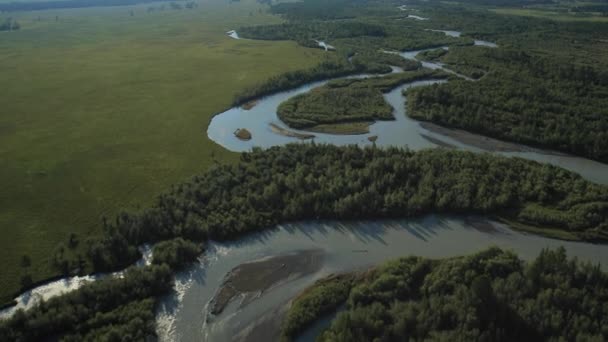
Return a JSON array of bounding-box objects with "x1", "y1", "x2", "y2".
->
[
  {"x1": 89, "y1": 144, "x2": 608, "y2": 275},
  {"x1": 281, "y1": 274, "x2": 355, "y2": 341},
  {"x1": 0, "y1": 264, "x2": 173, "y2": 341},
  {"x1": 306, "y1": 248, "x2": 608, "y2": 341},
  {"x1": 325, "y1": 69, "x2": 445, "y2": 93},
  {"x1": 3, "y1": 144, "x2": 608, "y2": 340},
  {"x1": 350, "y1": 51, "x2": 421, "y2": 71},
  {"x1": 152, "y1": 238, "x2": 203, "y2": 271},
  {"x1": 0, "y1": 18, "x2": 19, "y2": 31},
  {"x1": 277, "y1": 69, "x2": 444, "y2": 129},
  {"x1": 407, "y1": 47, "x2": 608, "y2": 162},
  {"x1": 416, "y1": 47, "x2": 448, "y2": 61},
  {"x1": 269, "y1": 0, "x2": 360, "y2": 20},
  {"x1": 234, "y1": 56, "x2": 390, "y2": 105},
  {"x1": 278, "y1": 85, "x2": 393, "y2": 129},
  {"x1": 238, "y1": 21, "x2": 386, "y2": 47}
]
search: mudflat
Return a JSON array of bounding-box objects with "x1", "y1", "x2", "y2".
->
[{"x1": 209, "y1": 249, "x2": 324, "y2": 316}]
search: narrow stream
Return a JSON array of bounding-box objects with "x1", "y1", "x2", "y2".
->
[
  {"x1": 0, "y1": 246, "x2": 152, "y2": 320},
  {"x1": 207, "y1": 41, "x2": 608, "y2": 185}
]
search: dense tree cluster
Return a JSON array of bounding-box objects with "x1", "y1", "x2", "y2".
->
[
  {"x1": 290, "y1": 247, "x2": 608, "y2": 341},
  {"x1": 277, "y1": 69, "x2": 444, "y2": 129},
  {"x1": 151, "y1": 238, "x2": 203, "y2": 271},
  {"x1": 87, "y1": 144, "x2": 607, "y2": 273},
  {"x1": 269, "y1": 0, "x2": 359, "y2": 21},
  {"x1": 407, "y1": 47, "x2": 608, "y2": 162},
  {"x1": 416, "y1": 47, "x2": 448, "y2": 61},
  {"x1": 281, "y1": 274, "x2": 355, "y2": 341},
  {"x1": 238, "y1": 21, "x2": 386, "y2": 49},
  {"x1": 0, "y1": 265, "x2": 173, "y2": 341},
  {"x1": 350, "y1": 51, "x2": 421, "y2": 71},
  {"x1": 3, "y1": 144, "x2": 608, "y2": 340},
  {"x1": 0, "y1": 18, "x2": 19, "y2": 31},
  {"x1": 233, "y1": 54, "x2": 409, "y2": 105},
  {"x1": 278, "y1": 85, "x2": 393, "y2": 129}
]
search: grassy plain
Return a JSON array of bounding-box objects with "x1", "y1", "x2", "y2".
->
[{"x1": 0, "y1": 0, "x2": 324, "y2": 303}]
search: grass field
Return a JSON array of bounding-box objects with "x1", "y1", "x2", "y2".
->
[{"x1": 0, "y1": 0, "x2": 325, "y2": 303}]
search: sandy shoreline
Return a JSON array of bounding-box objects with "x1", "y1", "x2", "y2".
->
[
  {"x1": 420, "y1": 122, "x2": 566, "y2": 155},
  {"x1": 209, "y1": 249, "x2": 324, "y2": 317}
]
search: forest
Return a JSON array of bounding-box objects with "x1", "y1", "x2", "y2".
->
[
  {"x1": 1, "y1": 143, "x2": 607, "y2": 339},
  {"x1": 277, "y1": 69, "x2": 445, "y2": 131},
  {"x1": 407, "y1": 47, "x2": 608, "y2": 162},
  {"x1": 85, "y1": 144, "x2": 608, "y2": 274},
  {"x1": 0, "y1": 18, "x2": 19, "y2": 31},
  {"x1": 2, "y1": 0, "x2": 608, "y2": 340},
  {"x1": 282, "y1": 247, "x2": 608, "y2": 341},
  {"x1": 238, "y1": 21, "x2": 387, "y2": 48},
  {"x1": 0, "y1": 264, "x2": 173, "y2": 341}
]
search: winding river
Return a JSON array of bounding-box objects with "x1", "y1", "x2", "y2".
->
[
  {"x1": 2, "y1": 27, "x2": 607, "y2": 342},
  {"x1": 156, "y1": 217, "x2": 608, "y2": 341},
  {"x1": 0, "y1": 245, "x2": 152, "y2": 319},
  {"x1": 179, "y1": 32, "x2": 608, "y2": 341},
  {"x1": 208, "y1": 38, "x2": 608, "y2": 185}
]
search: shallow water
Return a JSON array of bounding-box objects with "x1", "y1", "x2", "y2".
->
[
  {"x1": 156, "y1": 217, "x2": 608, "y2": 341},
  {"x1": 0, "y1": 246, "x2": 152, "y2": 319},
  {"x1": 407, "y1": 14, "x2": 429, "y2": 21},
  {"x1": 226, "y1": 30, "x2": 240, "y2": 39},
  {"x1": 207, "y1": 44, "x2": 608, "y2": 185},
  {"x1": 315, "y1": 40, "x2": 335, "y2": 51},
  {"x1": 428, "y1": 29, "x2": 462, "y2": 37}
]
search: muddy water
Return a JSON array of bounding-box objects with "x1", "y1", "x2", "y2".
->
[{"x1": 156, "y1": 217, "x2": 608, "y2": 341}]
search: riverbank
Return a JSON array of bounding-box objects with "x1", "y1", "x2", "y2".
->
[
  {"x1": 419, "y1": 122, "x2": 566, "y2": 154},
  {"x1": 209, "y1": 250, "x2": 324, "y2": 316},
  {"x1": 269, "y1": 123, "x2": 315, "y2": 140},
  {"x1": 280, "y1": 247, "x2": 608, "y2": 341},
  {"x1": 158, "y1": 215, "x2": 608, "y2": 341},
  {"x1": 307, "y1": 121, "x2": 373, "y2": 135}
]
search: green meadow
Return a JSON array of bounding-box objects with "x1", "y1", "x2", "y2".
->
[{"x1": 0, "y1": 0, "x2": 324, "y2": 303}]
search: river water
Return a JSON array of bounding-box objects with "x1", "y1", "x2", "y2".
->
[
  {"x1": 185, "y1": 33, "x2": 608, "y2": 341},
  {"x1": 3, "y1": 28, "x2": 606, "y2": 342},
  {"x1": 156, "y1": 217, "x2": 608, "y2": 341},
  {"x1": 0, "y1": 245, "x2": 152, "y2": 319},
  {"x1": 207, "y1": 42, "x2": 608, "y2": 185}
]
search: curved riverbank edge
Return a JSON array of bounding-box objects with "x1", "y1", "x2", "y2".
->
[
  {"x1": 0, "y1": 245, "x2": 152, "y2": 320},
  {"x1": 157, "y1": 216, "x2": 608, "y2": 341}
]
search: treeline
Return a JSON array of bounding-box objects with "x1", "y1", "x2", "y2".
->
[
  {"x1": 407, "y1": 46, "x2": 608, "y2": 162},
  {"x1": 87, "y1": 144, "x2": 607, "y2": 273},
  {"x1": 287, "y1": 247, "x2": 608, "y2": 341},
  {"x1": 277, "y1": 69, "x2": 444, "y2": 129},
  {"x1": 2, "y1": 144, "x2": 608, "y2": 340},
  {"x1": 0, "y1": 18, "x2": 19, "y2": 31},
  {"x1": 0, "y1": 0, "x2": 186, "y2": 12},
  {"x1": 416, "y1": 47, "x2": 447, "y2": 61},
  {"x1": 0, "y1": 238, "x2": 203, "y2": 341},
  {"x1": 0, "y1": 265, "x2": 173, "y2": 341},
  {"x1": 269, "y1": 0, "x2": 358, "y2": 20},
  {"x1": 281, "y1": 273, "x2": 355, "y2": 341},
  {"x1": 238, "y1": 21, "x2": 386, "y2": 48},
  {"x1": 277, "y1": 84, "x2": 394, "y2": 129},
  {"x1": 233, "y1": 54, "x2": 400, "y2": 105}
]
